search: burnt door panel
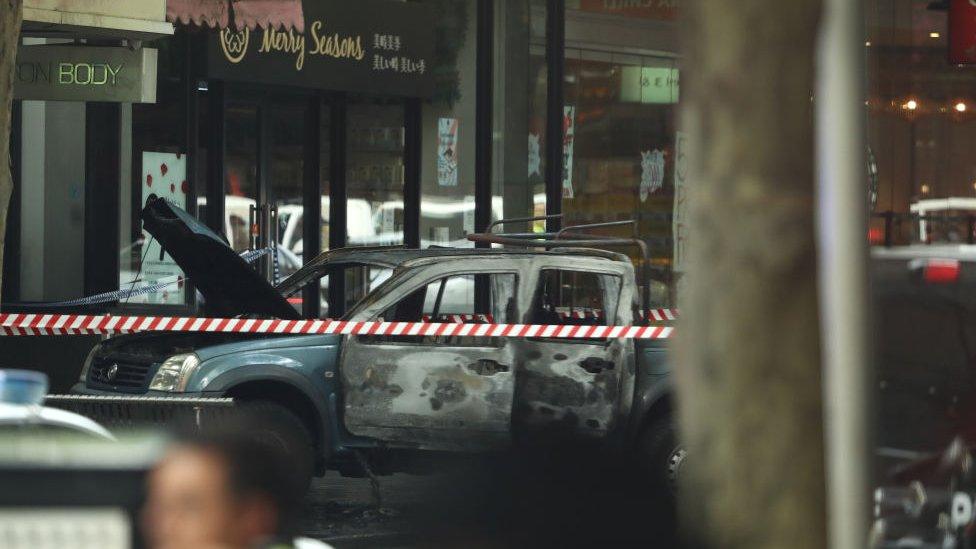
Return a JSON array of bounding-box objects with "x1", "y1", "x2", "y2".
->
[
  {"x1": 340, "y1": 272, "x2": 518, "y2": 451},
  {"x1": 340, "y1": 337, "x2": 515, "y2": 451},
  {"x1": 514, "y1": 269, "x2": 625, "y2": 440}
]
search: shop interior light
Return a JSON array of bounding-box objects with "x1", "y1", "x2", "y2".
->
[
  {"x1": 921, "y1": 183, "x2": 931, "y2": 194},
  {"x1": 905, "y1": 99, "x2": 919, "y2": 110},
  {"x1": 956, "y1": 102, "x2": 967, "y2": 112},
  {"x1": 865, "y1": 40, "x2": 872, "y2": 46},
  {"x1": 930, "y1": 31, "x2": 941, "y2": 38}
]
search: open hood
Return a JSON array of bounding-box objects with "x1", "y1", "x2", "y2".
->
[{"x1": 141, "y1": 197, "x2": 299, "y2": 319}]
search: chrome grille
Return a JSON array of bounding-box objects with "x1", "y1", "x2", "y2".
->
[{"x1": 88, "y1": 355, "x2": 156, "y2": 392}]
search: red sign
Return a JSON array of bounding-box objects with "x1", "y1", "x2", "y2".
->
[{"x1": 950, "y1": 0, "x2": 976, "y2": 64}]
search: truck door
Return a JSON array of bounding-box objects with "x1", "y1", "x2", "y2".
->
[
  {"x1": 515, "y1": 266, "x2": 631, "y2": 441},
  {"x1": 339, "y1": 270, "x2": 519, "y2": 451}
]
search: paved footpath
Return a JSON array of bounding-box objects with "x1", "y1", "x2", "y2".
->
[{"x1": 300, "y1": 456, "x2": 677, "y2": 548}]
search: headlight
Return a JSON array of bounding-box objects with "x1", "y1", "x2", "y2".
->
[
  {"x1": 149, "y1": 353, "x2": 201, "y2": 392},
  {"x1": 79, "y1": 345, "x2": 100, "y2": 383}
]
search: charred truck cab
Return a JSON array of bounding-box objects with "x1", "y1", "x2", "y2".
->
[{"x1": 60, "y1": 199, "x2": 680, "y2": 488}]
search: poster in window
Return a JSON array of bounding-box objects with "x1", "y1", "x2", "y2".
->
[
  {"x1": 672, "y1": 132, "x2": 688, "y2": 273},
  {"x1": 528, "y1": 133, "x2": 541, "y2": 178},
  {"x1": 135, "y1": 151, "x2": 188, "y2": 305},
  {"x1": 640, "y1": 149, "x2": 665, "y2": 203},
  {"x1": 437, "y1": 118, "x2": 459, "y2": 187},
  {"x1": 562, "y1": 106, "x2": 576, "y2": 198}
]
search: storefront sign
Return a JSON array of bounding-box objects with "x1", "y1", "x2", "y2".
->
[
  {"x1": 437, "y1": 118, "x2": 459, "y2": 187},
  {"x1": 14, "y1": 46, "x2": 157, "y2": 103},
  {"x1": 562, "y1": 106, "x2": 576, "y2": 198},
  {"x1": 620, "y1": 66, "x2": 679, "y2": 104},
  {"x1": 208, "y1": 0, "x2": 434, "y2": 97},
  {"x1": 950, "y1": 0, "x2": 976, "y2": 65},
  {"x1": 136, "y1": 152, "x2": 188, "y2": 305}
]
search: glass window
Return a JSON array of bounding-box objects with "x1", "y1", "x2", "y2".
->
[
  {"x1": 224, "y1": 102, "x2": 259, "y2": 253},
  {"x1": 416, "y1": 0, "x2": 476, "y2": 246},
  {"x1": 493, "y1": 0, "x2": 549, "y2": 234},
  {"x1": 347, "y1": 98, "x2": 405, "y2": 246},
  {"x1": 529, "y1": 269, "x2": 620, "y2": 327},
  {"x1": 380, "y1": 273, "x2": 516, "y2": 324},
  {"x1": 320, "y1": 100, "x2": 332, "y2": 253},
  {"x1": 268, "y1": 98, "x2": 308, "y2": 284},
  {"x1": 281, "y1": 263, "x2": 392, "y2": 319},
  {"x1": 865, "y1": 0, "x2": 976, "y2": 246},
  {"x1": 372, "y1": 272, "x2": 516, "y2": 345},
  {"x1": 117, "y1": 33, "x2": 189, "y2": 307}
]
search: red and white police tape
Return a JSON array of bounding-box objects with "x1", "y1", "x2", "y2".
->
[{"x1": 0, "y1": 313, "x2": 675, "y2": 339}]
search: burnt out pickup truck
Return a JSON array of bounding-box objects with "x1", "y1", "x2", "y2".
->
[{"x1": 58, "y1": 199, "x2": 680, "y2": 488}]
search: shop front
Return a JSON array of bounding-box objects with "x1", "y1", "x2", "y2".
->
[{"x1": 4, "y1": 0, "x2": 684, "y2": 326}]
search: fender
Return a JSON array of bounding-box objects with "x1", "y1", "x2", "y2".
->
[
  {"x1": 205, "y1": 366, "x2": 335, "y2": 453},
  {"x1": 627, "y1": 373, "x2": 673, "y2": 445}
]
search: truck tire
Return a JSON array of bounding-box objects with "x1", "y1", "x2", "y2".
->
[
  {"x1": 238, "y1": 400, "x2": 316, "y2": 494},
  {"x1": 639, "y1": 417, "x2": 687, "y2": 492}
]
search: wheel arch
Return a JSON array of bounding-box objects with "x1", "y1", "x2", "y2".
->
[
  {"x1": 208, "y1": 370, "x2": 332, "y2": 472},
  {"x1": 629, "y1": 381, "x2": 674, "y2": 448}
]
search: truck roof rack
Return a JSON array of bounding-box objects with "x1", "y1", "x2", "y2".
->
[{"x1": 468, "y1": 215, "x2": 655, "y2": 325}]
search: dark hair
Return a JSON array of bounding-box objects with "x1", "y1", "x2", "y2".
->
[{"x1": 170, "y1": 421, "x2": 303, "y2": 538}]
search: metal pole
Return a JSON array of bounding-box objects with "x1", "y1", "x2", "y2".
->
[
  {"x1": 816, "y1": 0, "x2": 870, "y2": 547},
  {"x1": 544, "y1": 0, "x2": 564, "y2": 233}
]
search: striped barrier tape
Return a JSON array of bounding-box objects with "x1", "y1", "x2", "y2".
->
[
  {"x1": 421, "y1": 310, "x2": 679, "y2": 324},
  {"x1": 553, "y1": 308, "x2": 678, "y2": 322},
  {"x1": 0, "y1": 313, "x2": 674, "y2": 340}
]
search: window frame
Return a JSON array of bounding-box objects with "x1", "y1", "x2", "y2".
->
[{"x1": 527, "y1": 266, "x2": 624, "y2": 344}]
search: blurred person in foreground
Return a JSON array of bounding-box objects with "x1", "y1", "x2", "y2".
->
[{"x1": 142, "y1": 422, "x2": 331, "y2": 549}]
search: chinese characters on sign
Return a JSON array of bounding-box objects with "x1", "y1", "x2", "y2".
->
[
  {"x1": 437, "y1": 118, "x2": 459, "y2": 187},
  {"x1": 372, "y1": 33, "x2": 426, "y2": 74}
]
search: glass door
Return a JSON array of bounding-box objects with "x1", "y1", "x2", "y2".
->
[
  {"x1": 268, "y1": 97, "x2": 308, "y2": 284},
  {"x1": 224, "y1": 92, "x2": 311, "y2": 286},
  {"x1": 346, "y1": 96, "x2": 406, "y2": 246}
]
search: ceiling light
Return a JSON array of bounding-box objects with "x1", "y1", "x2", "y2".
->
[
  {"x1": 930, "y1": 31, "x2": 941, "y2": 38},
  {"x1": 905, "y1": 99, "x2": 919, "y2": 110},
  {"x1": 956, "y1": 102, "x2": 967, "y2": 112}
]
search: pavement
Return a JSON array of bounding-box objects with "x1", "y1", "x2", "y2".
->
[{"x1": 299, "y1": 454, "x2": 678, "y2": 548}]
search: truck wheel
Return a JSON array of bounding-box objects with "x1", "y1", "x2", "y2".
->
[
  {"x1": 639, "y1": 417, "x2": 686, "y2": 492},
  {"x1": 238, "y1": 400, "x2": 316, "y2": 494}
]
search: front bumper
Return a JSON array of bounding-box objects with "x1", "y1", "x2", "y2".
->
[{"x1": 48, "y1": 388, "x2": 235, "y2": 427}]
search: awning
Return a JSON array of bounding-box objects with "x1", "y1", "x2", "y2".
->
[
  {"x1": 23, "y1": 0, "x2": 174, "y2": 40},
  {"x1": 166, "y1": 0, "x2": 304, "y2": 32}
]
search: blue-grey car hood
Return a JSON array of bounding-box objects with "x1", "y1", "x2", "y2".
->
[{"x1": 141, "y1": 196, "x2": 299, "y2": 319}]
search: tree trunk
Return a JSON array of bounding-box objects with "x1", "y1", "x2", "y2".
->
[
  {"x1": 676, "y1": 1, "x2": 826, "y2": 548},
  {"x1": 0, "y1": 0, "x2": 22, "y2": 302}
]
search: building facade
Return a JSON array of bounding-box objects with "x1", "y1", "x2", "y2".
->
[{"x1": 4, "y1": 0, "x2": 683, "y2": 320}]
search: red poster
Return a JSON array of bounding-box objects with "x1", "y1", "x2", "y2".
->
[{"x1": 950, "y1": 0, "x2": 976, "y2": 65}]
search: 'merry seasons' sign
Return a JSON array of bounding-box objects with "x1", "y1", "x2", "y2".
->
[{"x1": 208, "y1": 0, "x2": 435, "y2": 97}]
